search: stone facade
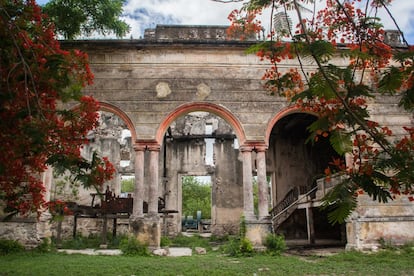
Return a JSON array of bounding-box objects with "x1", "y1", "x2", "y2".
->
[
  {"x1": 346, "y1": 195, "x2": 414, "y2": 250},
  {"x1": 1, "y1": 25, "x2": 413, "y2": 250}
]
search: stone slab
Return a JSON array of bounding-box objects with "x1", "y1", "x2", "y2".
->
[{"x1": 167, "y1": 247, "x2": 192, "y2": 257}]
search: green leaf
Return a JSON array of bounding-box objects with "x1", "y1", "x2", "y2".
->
[
  {"x1": 306, "y1": 117, "x2": 330, "y2": 144},
  {"x1": 399, "y1": 86, "x2": 414, "y2": 111},
  {"x1": 245, "y1": 41, "x2": 276, "y2": 54},
  {"x1": 347, "y1": 83, "x2": 372, "y2": 98},
  {"x1": 329, "y1": 130, "x2": 352, "y2": 155},
  {"x1": 378, "y1": 67, "x2": 404, "y2": 94},
  {"x1": 354, "y1": 173, "x2": 391, "y2": 203},
  {"x1": 393, "y1": 50, "x2": 414, "y2": 63},
  {"x1": 308, "y1": 71, "x2": 336, "y2": 99},
  {"x1": 321, "y1": 178, "x2": 357, "y2": 225},
  {"x1": 303, "y1": 40, "x2": 335, "y2": 63},
  {"x1": 291, "y1": 89, "x2": 313, "y2": 102}
]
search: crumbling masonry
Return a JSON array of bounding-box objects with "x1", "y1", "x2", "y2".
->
[{"x1": 1, "y1": 26, "x2": 414, "y2": 250}]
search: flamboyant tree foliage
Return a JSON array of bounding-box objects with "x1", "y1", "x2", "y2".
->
[
  {"x1": 226, "y1": 0, "x2": 414, "y2": 223},
  {"x1": 0, "y1": 0, "x2": 115, "y2": 218}
]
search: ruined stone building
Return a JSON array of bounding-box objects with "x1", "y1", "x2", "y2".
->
[{"x1": 1, "y1": 26, "x2": 413, "y2": 250}]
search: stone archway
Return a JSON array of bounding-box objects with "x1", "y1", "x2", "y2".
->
[
  {"x1": 155, "y1": 103, "x2": 246, "y2": 236},
  {"x1": 48, "y1": 103, "x2": 137, "y2": 240},
  {"x1": 266, "y1": 109, "x2": 344, "y2": 244}
]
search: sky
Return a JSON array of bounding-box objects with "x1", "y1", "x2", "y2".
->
[{"x1": 36, "y1": 0, "x2": 414, "y2": 44}]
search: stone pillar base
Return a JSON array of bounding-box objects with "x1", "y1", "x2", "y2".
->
[
  {"x1": 245, "y1": 218, "x2": 272, "y2": 248},
  {"x1": 129, "y1": 214, "x2": 161, "y2": 249}
]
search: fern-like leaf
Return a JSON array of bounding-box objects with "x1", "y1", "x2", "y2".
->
[
  {"x1": 321, "y1": 178, "x2": 357, "y2": 225},
  {"x1": 378, "y1": 66, "x2": 404, "y2": 94},
  {"x1": 329, "y1": 130, "x2": 352, "y2": 155},
  {"x1": 399, "y1": 86, "x2": 414, "y2": 111}
]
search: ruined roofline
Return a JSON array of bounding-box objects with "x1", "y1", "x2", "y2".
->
[
  {"x1": 59, "y1": 25, "x2": 407, "y2": 50},
  {"x1": 59, "y1": 24, "x2": 259, "y2": 49}
]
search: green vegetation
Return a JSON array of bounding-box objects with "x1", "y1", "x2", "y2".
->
[
  {"x1": 1, "y1": 236, "x2": 414, "y2": 275},
  {"x1": 1, "y1": 249, "x2": 414, "y2": 275},
  {"x1": 42, "y1": 0, "x2": 130, "y2": 39},
  {"x1": 165, "y1": 234, "x2": 212, "y2": 250},
  {"x1": 57, "y1": 234, "x2": 126, "y2": 250},
  {"x1": 264, "y1": 234, "x2": 287, "y2": 256},
  {"x1": 119, "y1": 236, "x2": 150, "y2": 256},
  {"x1": 121, "y1": 177, "x2": 135, "y2": 193},
  {"x1": 182, "y1": 176, "x2": 211, "y2": 219},
  {"x1": 0, "y1": 239, "x2": 25, "y2": 255}
]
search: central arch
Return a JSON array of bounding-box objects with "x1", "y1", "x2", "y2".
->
[
  {"x1": 155, "y1": 102, "x2": 246, "y2": 146},
  {"x1": 155, "y1": 102, "x2": 246, "y2": 236}
]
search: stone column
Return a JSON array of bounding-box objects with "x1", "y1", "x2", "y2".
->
[
  {"x1": 306, "y1": 207, "x2": 315, "y2": 244},
  {"x1": 256, "y1": 146, "x2": 269, "y2": 220},
  {"x1": 130, "y1": 141, "x2": 161, "y2": 249},
  {"x1": 38, "y1": 166, "x2": 53, "y2": 243},
  {"x1": 132, "y1": 144, "x2": 146, "y2": 218},
  {"x1": 42, "y1": 166, "x2": 54, "y2": 203},
  {"x1": 148, "y1": 143, "x2": 160, "y2": 215},
  {"x1": 240, "y1": 146, "x2": 255, "y2": 220}
]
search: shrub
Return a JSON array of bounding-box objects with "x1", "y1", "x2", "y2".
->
[
  {"x1": 0, "y1": 239, "x2": 25, "y2": 255},
  {"x1": 119, "y1": 237, "x2": 150, "y2": 256},
  {"x1": 401, "y1": 242, "x2": 414, "y2": 254},
  {"x1": 264, "y1": 234, "x2": 286, "y2": 255},
  {"x1": 222, "y1": 236, "x2": 254, "y2": 257},
  {"x1": 239, "y1": 237, "x2": 254, "y2": 256},
  {"x1": 378, "y1": 237, "x2": 397, "y2": 250},
  {"x1": 222, "y1": 236, "x2": 242, "y2": 256},
  {"x1": 160, "y1": 236, "x2": 172, "y2": 247},
  {"x1": 34, "y1": 238, "x2": 54, "y2": 253}
]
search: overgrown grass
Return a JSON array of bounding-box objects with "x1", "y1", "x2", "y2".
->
[
  {"x1": 166, "y1": 234, "x2": 212, "y2": 249},
  {"x1": 0, "y1": 249, "x2": 414, "y2": 275},
  {"x1": 56, "y1": 233, "x2": 127, "y2": 249}
]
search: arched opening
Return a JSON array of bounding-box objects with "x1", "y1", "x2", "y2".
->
[
  {"x1": 50, "y1": 108, "x2": 136, "y2": 240},
  {"x1": 267, "y1": 112, "x2": 345, "y2": 245},
  {"x1": 158, "y1": 107, "x2": 244, "y2": 237}
]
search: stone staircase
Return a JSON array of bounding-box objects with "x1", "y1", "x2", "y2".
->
[{"x1": 270, "y1": 174, "x2": 345, "y2": 232}]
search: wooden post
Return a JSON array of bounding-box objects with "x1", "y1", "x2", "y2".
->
[
  {"x1": 306, "y1": 207, "x2": 315, "y2": 244},
  {"x1": 73, "y1": 215, "x2": 78, "y2": 238},
  {"x1": 102, "y1": 215, "x2": 108, "y2": 246},
  {"x1": 112, "y1": 217, "x2": 117, "y2": 238}
]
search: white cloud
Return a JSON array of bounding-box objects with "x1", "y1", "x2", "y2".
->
[
  {"x1": 377, "y1": 1, "x2": 414, "y2": 43},
  {"x1": 37, "y1": 0, "x2": 414, "y2": 43},
  {"x1": 121, "y1": 0, "x2": 414, "y2": 44},
  {"x1": 122, "y1": 0, "x2": 244, "y2": 38}
]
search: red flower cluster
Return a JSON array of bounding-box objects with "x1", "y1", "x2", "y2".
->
[{"x1": 227, "y1": 8, "x2": 263, "y2": 40}]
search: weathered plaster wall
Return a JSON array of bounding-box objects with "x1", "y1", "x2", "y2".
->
[{"x1": 346, "y1": 195, "x2": 414, "y2": 250}]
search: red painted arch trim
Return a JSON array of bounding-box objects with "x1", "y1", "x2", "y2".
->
[
  {"x1": 155, "y1": 102, "x2": 246, "y2": 145},
  {"x1": 98, "y1": 102, "x2": 137, "y2": 142},
  {"x1": 265, "y1": 106, "x2": 317, "y2": 145},
  {"x1": 71, "y1": 101, "x2": 137, "y2": 142}
]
